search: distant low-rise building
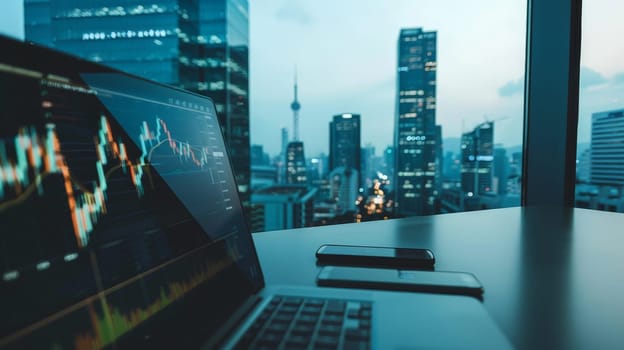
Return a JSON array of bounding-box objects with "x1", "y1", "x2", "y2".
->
[
  {"x1": 251, "y1": 185, "x2": 316, "y2": 232},
  {"x1": 251, "y1": 165, "x2": 277, "y2": 191}
]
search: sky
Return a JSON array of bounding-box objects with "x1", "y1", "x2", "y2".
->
[
  {"x1": 2, "y1": 0, "x2": 623, "y2": 157},
  {"x1": 249, "y1": 0, "x2": 528, "y2": 156}
]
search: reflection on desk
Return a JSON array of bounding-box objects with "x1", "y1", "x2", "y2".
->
[{"x1": 252, "y1": 206, "x2": 624, "y2": 349}]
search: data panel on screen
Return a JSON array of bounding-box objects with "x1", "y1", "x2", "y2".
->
[{"x1": 0, "y1": 52, "x2": 260, "y2": 349}]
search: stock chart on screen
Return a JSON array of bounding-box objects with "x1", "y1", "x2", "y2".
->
[{"x1": 0, "y1": 46, "x2": 260, "y2": 349}]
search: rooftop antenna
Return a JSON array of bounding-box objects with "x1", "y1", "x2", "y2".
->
[{"x1": 290, "y1": 66, "x2": 301, "y2": 141}]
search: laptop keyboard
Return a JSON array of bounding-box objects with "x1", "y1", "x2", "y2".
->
[{"x1": 234, "y1": 295, "x2": 372, "y2": 350}]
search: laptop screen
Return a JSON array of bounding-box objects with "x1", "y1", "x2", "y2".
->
[{"x1": 0, "y1": 36, "x2": 263, "y2": 348}]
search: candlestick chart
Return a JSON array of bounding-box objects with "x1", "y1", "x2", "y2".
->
[
  {"x1": 0, "y1": 115, "x2": 218, "y2": 249},
  {"x1": 1, "y1": 108, "x2": 234, "y2": 340},
  {"x1": 0, "y1": 62, "x2": 257, "y2": 350}
]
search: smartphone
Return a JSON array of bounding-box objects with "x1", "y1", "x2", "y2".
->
[
  {"x1": 316, "y1": 266, "x2": 484, "y2": 299},
  {"x1": 315, "y1": 244, "x2": 435, "y2": 268}
]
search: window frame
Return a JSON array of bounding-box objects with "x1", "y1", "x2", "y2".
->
[{"x1": 522, "y1": 0, "x2": 583, "y2": 207}]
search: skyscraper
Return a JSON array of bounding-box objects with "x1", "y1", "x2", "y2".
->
[
  {"x1": 394, "y1": 28, "x2": 439, "y2": 216},
  {"x1": 329, "y1": 113, "x2": 361, "y2": 182},
  {"x1": 24, "y1": 0, "x2": 250, "y2": 205},
  {"x1": 461, "y1": 121, "x2": 494, "y2": 195},
  {"x1": 590, "y1": 109, "x2": 624, "y2": 186}
]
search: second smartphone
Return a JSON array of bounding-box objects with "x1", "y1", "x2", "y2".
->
[
  {"x1": 315, "y1": 244, "x2": 435, "y2": 269},
  {"x1": 317, "y1": 266, "x2": 484, "y2": 299}
]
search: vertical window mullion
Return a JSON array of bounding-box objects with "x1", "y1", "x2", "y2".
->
[{"x1": 522, "y1": 0, "x2": 583, "y2": 207}]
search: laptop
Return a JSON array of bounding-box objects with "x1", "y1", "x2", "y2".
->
[{"x1": 0, "y1": 36, "x2": 512, "y2": 349}]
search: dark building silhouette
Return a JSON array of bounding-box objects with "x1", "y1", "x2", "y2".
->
[
  {"x1": 328, "y1": 166, "x2": 359, "y2": 214},
  {"x1": 494, "y1": 147, "x2": 509, "y2": 195},
  {"x1": 24, "y1": 0, "x2": 251, "y2": 206},
  {"x1": 394, "y1": 27, "x2": 440, "y2": 216},
  {"x1": 436, "y1": 125, "x2": 443, "y2": 190},
  {"x1": 329, "y1": 113, "x2": 361, "y2": 183},
  {"x1": 461, "y1": 121, "x2": 494, "y2": 196},
  {"x1": 383, "y1": 146, "x2": 394, "y2": 181},
  {"x1": 361, "y1": 145, "x2": 376, "y2": 188},
  {"x1": 251, "y1": 144, "x2": 269, "y2": 166}
]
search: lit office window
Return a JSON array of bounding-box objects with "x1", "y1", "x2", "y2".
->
[
  {"x1": 249, "y1": 1, "x2": 526, "y2": 231},
  {"x1": 575, "y1": 0, "x2": 624, "y2": 213}
]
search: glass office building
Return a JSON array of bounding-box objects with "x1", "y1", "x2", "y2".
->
[
  {"x1": 590, "y1": 109, "x2": 624, "y2": 186},
  {"x1": 24, "y1": 0, "x2": 250, "y2": 207},
  {"x1": 394, "y1": 28, "x2": 440, "y2": 216},
  {"x1": 575, "y1": 109, "x2": 624, "y2": 212}
]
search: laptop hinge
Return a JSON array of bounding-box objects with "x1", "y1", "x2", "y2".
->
[{"x1": 201, "y1": 294, "x2": 263, "y2": 349}]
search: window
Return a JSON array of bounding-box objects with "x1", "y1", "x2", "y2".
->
[
  {"x1": 0, "y1": 0, "x2": 528, "y2": 232},
  {"x1": 250, "y1": 1, "x2": 526, "y2": 228},
  {"x1": 575, "y1": 0, "x2": 624, "y2": 213}
]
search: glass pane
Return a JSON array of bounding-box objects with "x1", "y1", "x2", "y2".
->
[
  {"x1": 249, "y1": 0, "x2": 526, "y2": 231},
  {"x1": 0, "y1": 0, "x2": 527, "y2": 232},
  {"x1": 575, "y1": 0, "x2": 624, "y2": 213}
]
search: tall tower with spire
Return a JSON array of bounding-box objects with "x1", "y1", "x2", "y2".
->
[
  {"x1": 291, "y1": 70, "x2": 301, "y2": 141},
  {"x1": 286, "y1": 70, "x2": 307, "y2": 185}
]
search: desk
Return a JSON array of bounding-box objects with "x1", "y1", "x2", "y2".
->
[{"x1": 252, "y1": 207, "x2": 624, "y2": 349}]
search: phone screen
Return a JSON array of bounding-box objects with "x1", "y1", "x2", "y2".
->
[
  {"x1": 318, "y1": 245, "x2": 433, "y2": 259},
  {"x1": 317, "y1": 266, "x2": 483, "y2": 298}
]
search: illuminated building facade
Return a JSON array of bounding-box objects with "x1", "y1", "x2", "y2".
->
[
  {"x1": 24, "y1": 0, "x2": 250, "y2": 206},
  {"x1": 394, "y1": 28, "x2": 440, "y2": 216},
  {"x1": 286, "y1": 141, "x2": 307, "y2": 185}
]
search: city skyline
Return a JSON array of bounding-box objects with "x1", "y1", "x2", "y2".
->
[
  {"x1": 2, "y1": 0, "x2": 624, "y2": 157},
  {"x1": 247, "y1": 0, "x2": 624, "y2": 156},
  {"x1": 249, "y1": 0, "x2": 527, "y2": 156}
]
